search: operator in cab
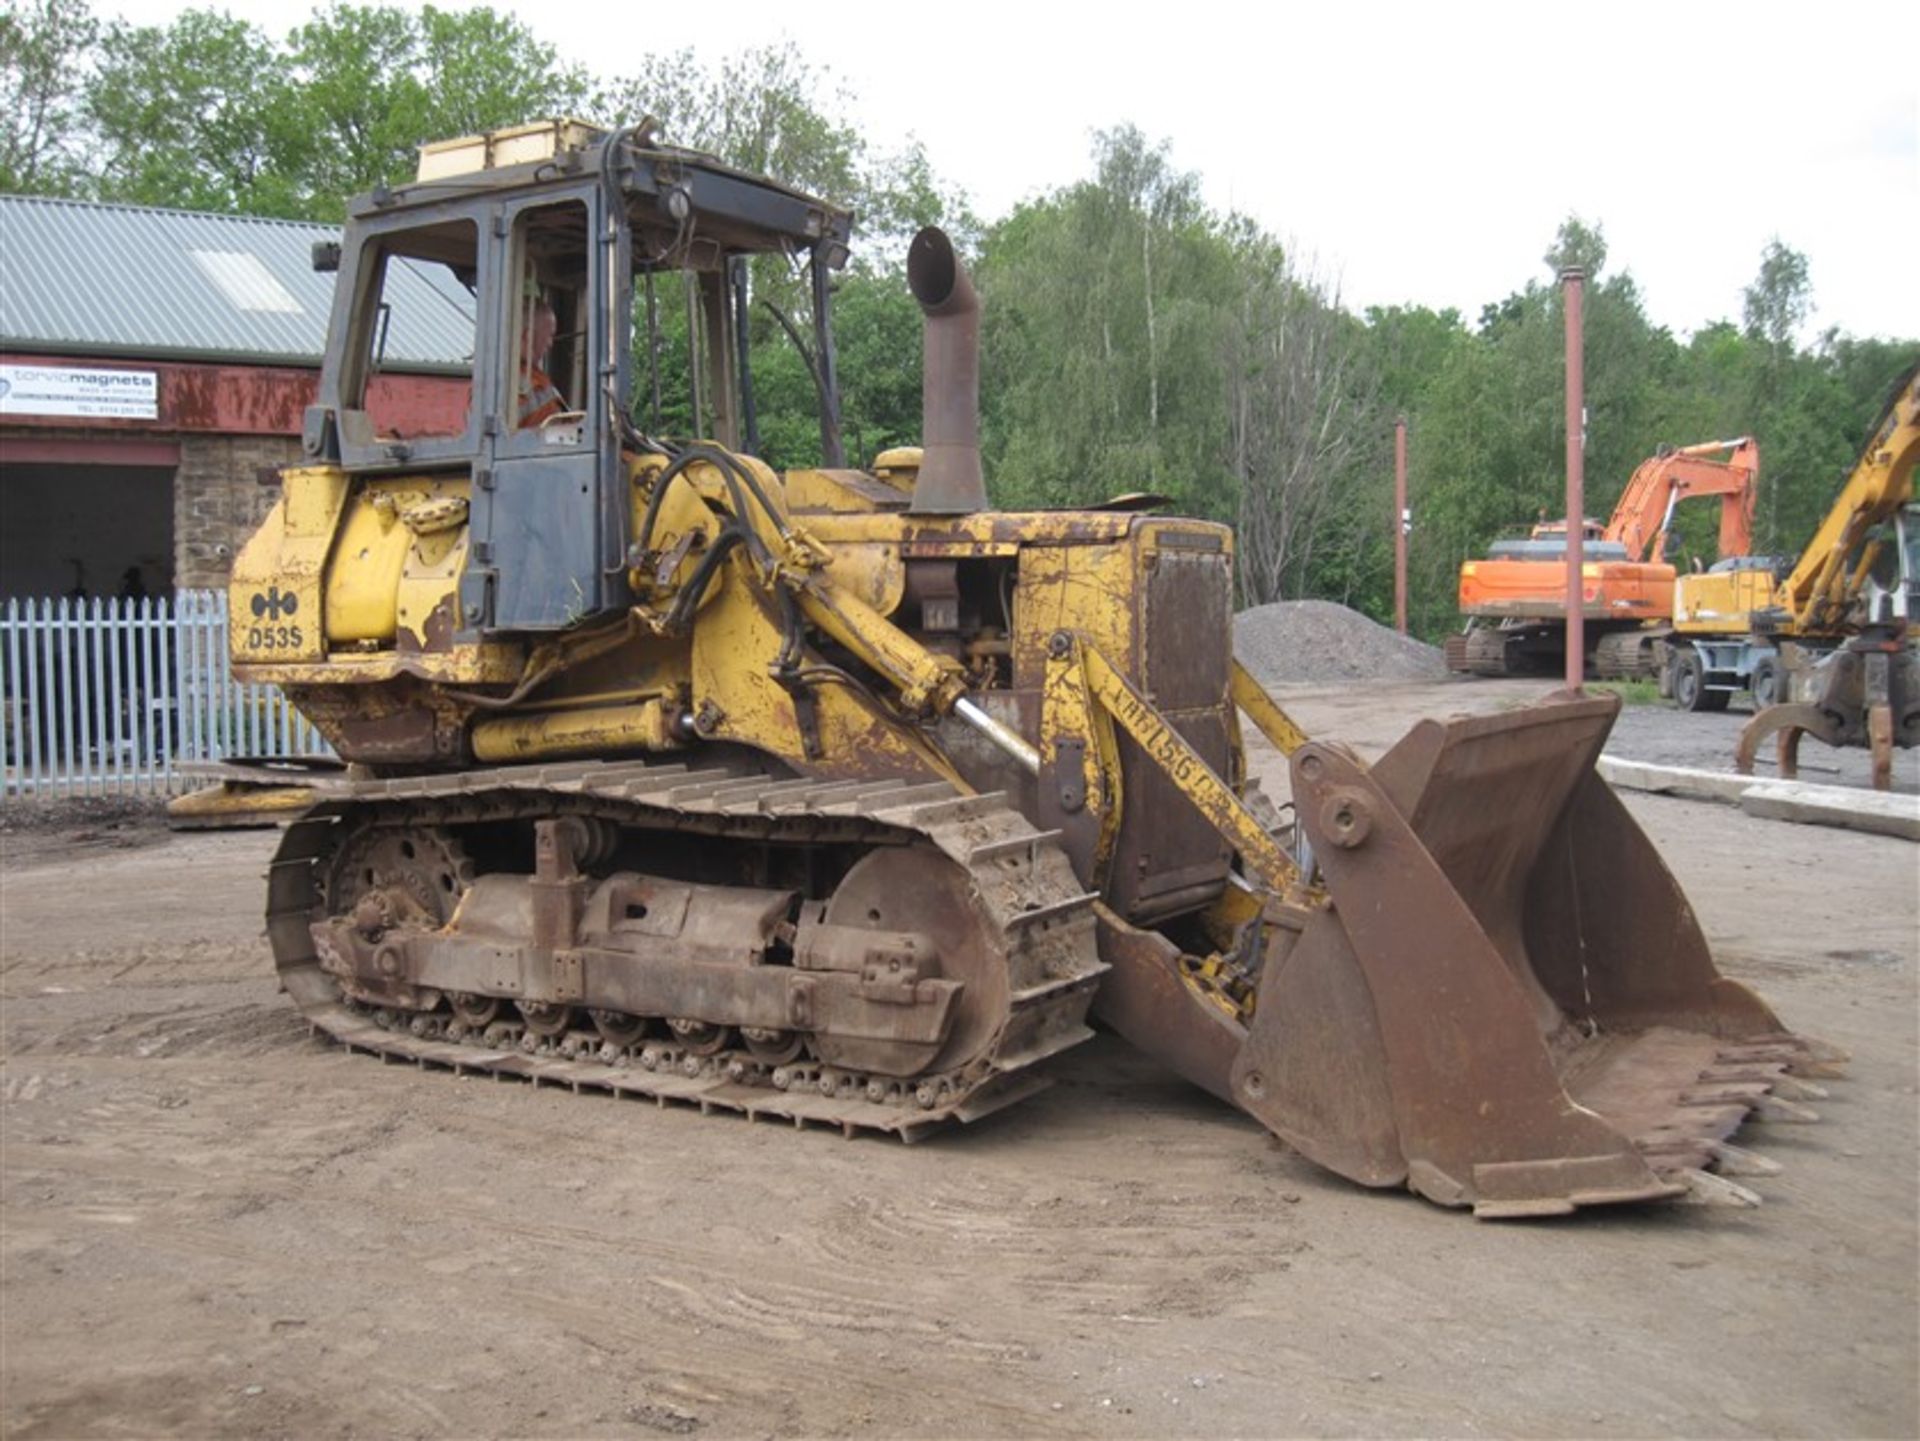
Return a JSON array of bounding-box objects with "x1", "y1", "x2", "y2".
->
[{"x1": 517, "y1": 290, "x2": 564, "y2": 429}]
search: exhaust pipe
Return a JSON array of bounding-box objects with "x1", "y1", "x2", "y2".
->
[{"x1": 906, "y1": 227, "x2": 987, "y2": 515}]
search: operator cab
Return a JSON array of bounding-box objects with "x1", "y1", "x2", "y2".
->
[
  {"x1": 1863, "y1": 502, "x2": 1920, "y2": 628},
  {"x1": 304, "y1": 118, "x2": 854, "y2": 633}
]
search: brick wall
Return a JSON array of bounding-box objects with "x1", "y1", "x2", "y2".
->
[{"x1": 174, "y1": 434, "x2": 302, "y2": 589}]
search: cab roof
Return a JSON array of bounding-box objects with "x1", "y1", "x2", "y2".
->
[{"x1": 352, "y1": 120, "x2": 854, "y2": 268}]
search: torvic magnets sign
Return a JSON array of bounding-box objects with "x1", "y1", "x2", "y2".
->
[{"x1": 0, "y1": 364, "x2": 159, "y2": 420}]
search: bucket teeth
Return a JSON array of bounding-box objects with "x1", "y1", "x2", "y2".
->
[
  {"x1": 1752, "y1": 1093, "x2": 1821, "y2": 1124},
  {"x1": 1769, "y1": 1075, "x2": 1829, "y2": 1102},
  {"x1": 1679, "y1": 1168, "x2": 1764, "y2": 1208},
  {"x1": 1701, "y1": 1064, "x2": 1787, "y2": 1084},
  {"x1": 1681, "y1": 1084, "x2": 1774, "y2": 1107},
  {"x1": 1715, "y1": 1037, "x2": 1848, "y2": 1080},
  {"x1": 1708, "y1": 1141, "x2": 1783, "y2": 1177}
]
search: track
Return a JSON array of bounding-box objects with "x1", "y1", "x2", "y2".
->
[
  {"x1": 1455, "y1": 624, "x2": 1662, "y2": 680},
  {"x1": 266, "y1": 757, "x2": 1107, "y2": 1141},
  {"x1": 1462, "y1": 624, "x2": 1519, "y2": 676},
  {"x1": 1592, "y1": 627, "x2": 1663, "y2": 679}
]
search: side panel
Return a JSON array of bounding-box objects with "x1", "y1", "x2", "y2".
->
[
  {"x1": 1463, "y1": 557, "x2": 1676, "y2": 621},
  {"x1": 475, "y1": 449, "x2": 606, "y2": 629},
  {"x1": 1015, "y1": 519, "x2": 1237, "y2": 922},
  {"x1": 229, "y1": 466, "x2": 350, "y2": 666},
  {"x1": 1116, "y1": 534, "x2": 1234, "y2": 920},
  {"x1": 1674, "y1": 567, "x2": 1778, "y2": 633}
]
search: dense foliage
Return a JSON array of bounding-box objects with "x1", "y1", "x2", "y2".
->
[{"x1": 5, "y1": 0, "x2": 1912, "y2": 633}]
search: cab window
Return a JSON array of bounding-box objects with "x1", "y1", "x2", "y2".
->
[
  {"x1": 503, "y1": 200, "x2": 590, "y2": 437},
  {"x1": 347, "y1": 218, "x2": 479, "y2": 442}
]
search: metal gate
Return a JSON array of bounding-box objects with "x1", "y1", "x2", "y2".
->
[{"x1": 1, "y1": 590, "x2": 331, "y2": 799}]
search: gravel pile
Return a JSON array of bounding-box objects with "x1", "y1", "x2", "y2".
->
[{"x1": 1234, "y1": 599, "x2": 1449, "y2": 685}]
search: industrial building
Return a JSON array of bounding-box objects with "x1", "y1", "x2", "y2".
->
[{"x1": 0, "y1": 195, "x2": 470, "y2": 601}]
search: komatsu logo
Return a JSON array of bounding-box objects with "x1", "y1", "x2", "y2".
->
[{"x1": 251, "y1": 587, "x2": 299, "y2": 620}]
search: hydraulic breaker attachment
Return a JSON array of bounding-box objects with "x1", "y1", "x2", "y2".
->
[{"x1": 1228, "y1": 692, "x2": 1833, "y2": 1216}]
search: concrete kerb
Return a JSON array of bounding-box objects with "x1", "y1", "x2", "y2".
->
[
  {"x1": 1739, "y1": 780, "x2": 1920, "y2": 840},
  {"x1": 1597, "y1": 755, "x2": 1920, "y2": 842},
  {"x1": 1596, "y1": 758, "x2": 1755, "y2": 805}
]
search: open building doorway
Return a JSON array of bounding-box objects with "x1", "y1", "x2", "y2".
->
[{"x1": 0, "y1": 462, "x2": 175, "y2": 601}]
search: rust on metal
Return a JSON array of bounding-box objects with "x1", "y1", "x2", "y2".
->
[
  {"x1": 1560, "y1": 266, "x2": 1587, "y2": 694},
  {"x1": 268, "y1": 757, "x2": 1107, "y2": 1137},
  {"x1": 1225, "y1": 692, "x2": 1829, "y2": 1215},
  {"x1": 228, "y1": 135, "x2": 1839, "y2": 1222},
  {"x1": 904, "y1": 228, "x2": 985, "y2": 516},
  {"x1": 0, "y1": 350, "x2": 467, "y2": 438},
  {"x1": 1737, "y1": 645, "x2": 1916, "y2": 790},
  {"x1": 0, "y1": 435, "x2": 182, "y2": 466}
]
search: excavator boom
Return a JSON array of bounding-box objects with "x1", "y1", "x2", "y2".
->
[
  {"x1": 1606, "y1": 437, "x2": 1759, "y2": 563},
  {"x1": 1777, "y1": 368, "x2": 1920, "y2": 631},
  {"x1": 1726, "y1": 366, "x2": 1920, "y2": 784}
]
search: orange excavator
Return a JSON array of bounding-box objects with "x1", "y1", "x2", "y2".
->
[{"x1": 1450, "y1": 438, "x2": 1761, "y2": 678}]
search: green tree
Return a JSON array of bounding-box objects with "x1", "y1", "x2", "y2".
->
[
  {"x1": 601, "y1": 42, "x2": 971, "y2": 467},
  {"x1": 979, "y1": 126, "x2": 1235, "y2": 513},
  {"x1": 83, "y1": 3, "x2": 587, "y2": 220},
  {"x1": 1544, "y1": 213, "x2": 1608, "y2": 277},
  {"x1": 1226, "y1": 222, "x2": 1384, "y2": 606},
  {"x1": 278, "y1": 3, "x2": 586, "y2": 219},
  {"x1": 415, "y1": 4, "x2": 585, "y2": 143},
  {"x1": 0, "y1": 0, "x2": 95, "y2": 194},
  {"x1": 86, "y1": 9, "x2": 286, "y2": 213},
  {"x1": 604, "y1": 44, "x2": 859, "y2": 208},
  {"x1": 1395, "y1": 215, "x2": 1688, "y2": 635},
  {"x1": 1743, "y1": 238, "x2": 1812, "y2": 348}
]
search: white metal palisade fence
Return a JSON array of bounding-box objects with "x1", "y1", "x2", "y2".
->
[{"x1": 1, "y1": 590, "x2": 331, "y2": 800}]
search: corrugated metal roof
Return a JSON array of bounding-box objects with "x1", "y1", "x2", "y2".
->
[{"x1": 0, "y1": 194, "x2": 474, "y2": 370}]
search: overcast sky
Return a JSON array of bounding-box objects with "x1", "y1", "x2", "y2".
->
[{"x1": 107, "y1": 0, "x2": 1917, "y2": 343}]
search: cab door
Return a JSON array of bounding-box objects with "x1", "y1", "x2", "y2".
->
[{"x1": 461, "y1": 187, "x2": 631, "y2": 632}]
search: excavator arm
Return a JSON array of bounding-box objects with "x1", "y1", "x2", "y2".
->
[
  {"x1": 1606, "y1": 437, "x2": 1759, "y2": 563},
  {"x1": 1777, "y1": 366, "x2": 1920, "y2": 632},
  {"x1": 1734, "y1": 368, "x2": 1920, "y2": 787}
]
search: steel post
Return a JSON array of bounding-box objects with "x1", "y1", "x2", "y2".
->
[
  {"x1": 1394, "y1": 417, "x2": 1409, "y2": 634},
  {"x1": 1561, "y1": 268, "x2": 1586, "y2": 693}
]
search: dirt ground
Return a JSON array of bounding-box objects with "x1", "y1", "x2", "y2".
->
[{"x1": 2, "y1": 681, "x2": 1915, "y2": 1439}]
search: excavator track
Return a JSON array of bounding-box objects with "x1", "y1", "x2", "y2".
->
[
  {"x1": 1592, "y1": 627, "x2": 1663, "y2": 680},
  {"x1": 267, "y1": 758, "x2": 1107, "y2": 1140},
  {"x1": 1463, "y1": 624, "x2": 1517, "y2": 676}
]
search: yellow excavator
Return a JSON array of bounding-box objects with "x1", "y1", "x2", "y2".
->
[
  {"x1": 1663, "y1": 366, "x2": 1919, "y2": 787},
  {"x1": 210, "y1": 120, "x2": 1835, "y2": 1218}
]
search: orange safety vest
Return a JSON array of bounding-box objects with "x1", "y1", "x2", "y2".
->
[{"x1": 518, "y1": 366, "x2": 565, "y2": 428}]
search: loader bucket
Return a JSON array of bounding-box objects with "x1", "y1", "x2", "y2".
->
[{"x1": 1230, "y1": 692, "x2": 1828, "y2": 1217}]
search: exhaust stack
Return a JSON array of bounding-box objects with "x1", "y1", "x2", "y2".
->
[{"x1": 906, "y1": 227, "x2": 987, "y2": 515}]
